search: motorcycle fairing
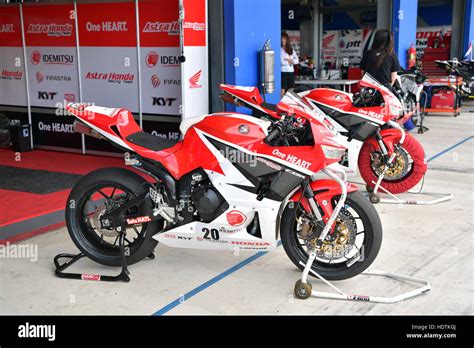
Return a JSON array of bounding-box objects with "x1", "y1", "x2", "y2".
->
[{"x1": 288, "y1": 178, "x2": 358, "y2": 228}]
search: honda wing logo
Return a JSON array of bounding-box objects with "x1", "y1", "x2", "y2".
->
[{"x1": 189, "y1": 69, "x2": 202, "y2": 89}]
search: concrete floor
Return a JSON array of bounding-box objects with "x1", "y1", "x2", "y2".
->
[{"x1": 1, "y1": 107, "x2": 473, "y2": 315}]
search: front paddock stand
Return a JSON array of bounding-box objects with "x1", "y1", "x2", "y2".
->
[
  {"x1": 367, "y1": 179, "x2": 453, "y2": 205},
  {"x1": 294, "y1": 260, "x2": 431, "y2": 303}
]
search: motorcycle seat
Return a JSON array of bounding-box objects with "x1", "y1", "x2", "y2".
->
[{"x1": 125, "y1": 131, "x2": 178, "y2": 152}]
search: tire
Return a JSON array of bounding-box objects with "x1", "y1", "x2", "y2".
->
[
  {"x1": 280, "y1": 191, "x2": 383, "y2": 281},
  {"x1": 358, "y1": 134, "x2": 427, "y2": 194},
  {"x1": 65, "y1": 167, "x2": 161, "y2": 267}
]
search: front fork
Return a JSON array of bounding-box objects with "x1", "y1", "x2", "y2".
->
[
  {"x1": 372, "y1": 121, "x2": 406, "y2": 195},
  {"x1": 301, "y1": 166, "x2": 348, "y2": 284}
]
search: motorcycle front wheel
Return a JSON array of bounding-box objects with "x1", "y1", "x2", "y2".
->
[
  {"x1": 280, "y1": 191, "x2": 382, "y2": 281},
  {"x1": 358, "y1": 133, "x2": 427, "y2": 194},
  {"x1": 65, "y1": 167, "x2": 162, "y2": 267}
]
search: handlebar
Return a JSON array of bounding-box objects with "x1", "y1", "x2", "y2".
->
[{"x1": 265, "y1": 126, "x2": 282, "y2": 143}]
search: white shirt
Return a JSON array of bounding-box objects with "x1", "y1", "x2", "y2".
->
[{"x1": 281, "y1": 47, "x2": 299, "y2": 73}]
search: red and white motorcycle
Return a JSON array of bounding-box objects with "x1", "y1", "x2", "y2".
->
[
  {"x1": 63, "y1": 90, "x2": 382, "y2": 289},
  {"x1": 221, "y1": 74, "x2": 427, "y2": 203}
]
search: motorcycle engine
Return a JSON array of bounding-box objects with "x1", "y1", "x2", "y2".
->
[{"x1": 174, "y1": 169, "x2": 229, "y2": 224}]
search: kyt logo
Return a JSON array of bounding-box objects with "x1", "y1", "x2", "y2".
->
[
  {"x1": 189, "y1": 69, "x2": 202, "y2": 88},
  {"x1": 151, "y1": 74, "x2": 161, "y2": 88},
  {"x1": 31, "y1": 50, "x2": 41, "y2": 65},
  {"x1": 38, "y1": 91, "x2": 57, "y2": 100},
  {"x1": 36, "y1": 72, "x2": 44, "y2": 83},
  {"x1": 152, "y1": 97, "x2": 177, "y2": 107}
]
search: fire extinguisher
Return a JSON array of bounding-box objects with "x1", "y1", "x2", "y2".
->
[{"x1": 407, "y1": 44, "x2": 416, "y2": 69}]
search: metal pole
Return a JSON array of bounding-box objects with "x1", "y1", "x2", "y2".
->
[
  {"x1": 135, "y1": 0, "x2": 143, "y2": 129},
  {"x1": 19, "y1": 3, "x2": 33, "y2": 149},
  {"x1": 73, "y1": 0, "x2": 85, "y2": 155}
]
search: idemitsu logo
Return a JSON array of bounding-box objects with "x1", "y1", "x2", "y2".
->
[
  {"x1": 31, "y1": 51, "x2": 74, "y2": 65},
  {"x1": 143, "y1": 21, "x2": 179, "y2": 35},
  {"x1": 31, "y1": 50, "x2": 41, "y2": 65},
  {"x1": 146, "y1": 52, "x2": 159, "y2": 67},
  {"x1": 189, "y1": 70, "x2": 202, "y2": 88},
  {"x1": 27, "y1": 23, "x2": 73, "y2": 37}
]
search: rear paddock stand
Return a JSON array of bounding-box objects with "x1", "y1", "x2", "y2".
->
[
  {"x1": 53, "y1": 233, "x2": 154, "y2": 282},
  {"x1": 367, "y1": 178, "x2": 453, "y2": 205},
  {"x1": 294, "y1": 260, "x2": 431, "y2": 303}
]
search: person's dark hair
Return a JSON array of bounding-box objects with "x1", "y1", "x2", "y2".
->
[
  {"x1": 281, "y1": 32, "x2": 293, "y2": 56},
  {"x1": 370, "y1": 29, "x2": 394, "y2": 67}
]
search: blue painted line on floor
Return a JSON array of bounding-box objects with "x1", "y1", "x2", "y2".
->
[
  {"x1": 152, "y1": 134, "x2": 474, "y2": 316},
  {"x1": 427, "y1": 135, "x2": 474, "y2": 163},
  {"x1": 153, "y1": 241, "x2": 282, "y2": 316}
]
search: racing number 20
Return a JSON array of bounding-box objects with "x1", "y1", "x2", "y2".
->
[{"x1": 202, "y1": 228, "x2": 219, "y2": 240}]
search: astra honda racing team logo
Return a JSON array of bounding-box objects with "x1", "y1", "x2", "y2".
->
[
  {"x1": 31, "y1": 50, "x2": 74, "y2": 65},
  {"x1": 145, "y1": 52, "x2": 180, "y2": 67},
  {"x1": 189, "y1": 70, "x2": 202, "y2": 88},
  {"x1": 1, "y1": 70, "x2": 22, "y2": 80},
  {"x1": 86, "y1": 72, "x2": 134, "y2": 84},
  {"x1": 27, "y1": 23, "x2": 73, "y2": 37},
  {"x1": 143, "y1": 21, "x2": 179, "y2": 35}
]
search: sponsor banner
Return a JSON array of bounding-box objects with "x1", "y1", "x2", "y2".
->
[
  {"x1": 77, "y1": 3, "x2": 138, "y2": 111},
  {"x1": 416, "y1": 26, "x2": 452, "y2": 57},
  {"x1": 338, "y1": 29, "x2": 363, "y2": 65},
  {"x1": 0, "y1": 5, "x2": 22, "y2": 47},
  {"x1": 77, "y1": 2, "x2": 136, "y2": 47},
  {"x1": 0, "y1": 6, "x2": 26, "y2": 106},
  {"x1": 181, "y1": 0, "x2": 208, "y2": 119},
  {"x1": 80, "y1": 47, "x2": 138, "y2": 112},
  {"x1": 26, "y1": 47, "x2": 79, "y2": 108},
  {"x1": 139, "y1": 1, "x2": 181, "y2": 116},
  {"x1": 183, "y1": 0, "x2": 206, "y2": 47},
  {"x1": 32, "y1": 113, "x2": 82, "y2": 149},
  {"x1": 322, "y1": 30, "x2": 338, "y2": 67},
  {"x1": 142, "y1": 119, "x2": 181, "y2": 141},
  {"x1": 141, "y1": 47, "x2": 181, "y2": 115},
  {"x1": 139, "y1": 0, "x2": 180, "y2": 48},
  {"x1": 23, "y1": 4, "x2": 76, "y2": 47},
  {"x1": 286, "y1": 30, "x2": 300, "y2": 57},
  {"x1": 0, "y1": 47, "x2": 27, "y2": 106}
]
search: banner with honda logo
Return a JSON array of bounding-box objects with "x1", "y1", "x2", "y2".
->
[
  {"x1": 0, "y1": 5, "x2": 27, "y2": 106},
  {"x1": 180, "y1": 0, "x2": 208, "y2": 119},
  {"x1": 77, "y1": 2, "x2": 139, "y2": 112},
  {"x1": 23, "y1": 4, "x2": 79, "y2": 108},
  {"x1": 322, "y1": 30, "x2": 338, "y2": 68},
  {"x1": 139, "y1": 0, "x2": 181, "y2": 115}
]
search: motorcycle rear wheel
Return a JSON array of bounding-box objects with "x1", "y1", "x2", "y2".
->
[
  {"x1": 65, "y1": 167, "x2": 162, "y2": 267},
  {"x1": 280, "y1": 191, "x2": 382, "y2": 281}
]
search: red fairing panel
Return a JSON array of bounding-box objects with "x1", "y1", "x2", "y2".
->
[
  {"x1": 304, "y1": 88, "x2": 391, "y2": 124},
  {"x1": 290, "y1": 180, "x2": 359, "y2": 228},
  {"x1": 220, "y1": 84, "x2": 264, "y2": 106}
]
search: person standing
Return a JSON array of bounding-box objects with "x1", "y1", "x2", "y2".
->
[
  {"x1": 281, "y1": 32, "x2": 299, "y2": 98},
  {"x1": 360, "y1": 29, "x2": 401, "y2": 87}
]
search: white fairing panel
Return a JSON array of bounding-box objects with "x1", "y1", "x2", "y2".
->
[{"x1": 154, "y1": 128, "x2": 285, "y2": 251}]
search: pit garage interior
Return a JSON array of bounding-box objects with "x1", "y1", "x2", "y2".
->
[{"x1": 0, "y1": 0, "x2": 473, "y2": 315}]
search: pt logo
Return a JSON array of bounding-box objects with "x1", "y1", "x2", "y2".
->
[
  {"x1": 152, "y1": 97, "x2": 177, "y2": 106},
  {"x1": 38, "y1": 91, "x2": 57, "y2": 100}
]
